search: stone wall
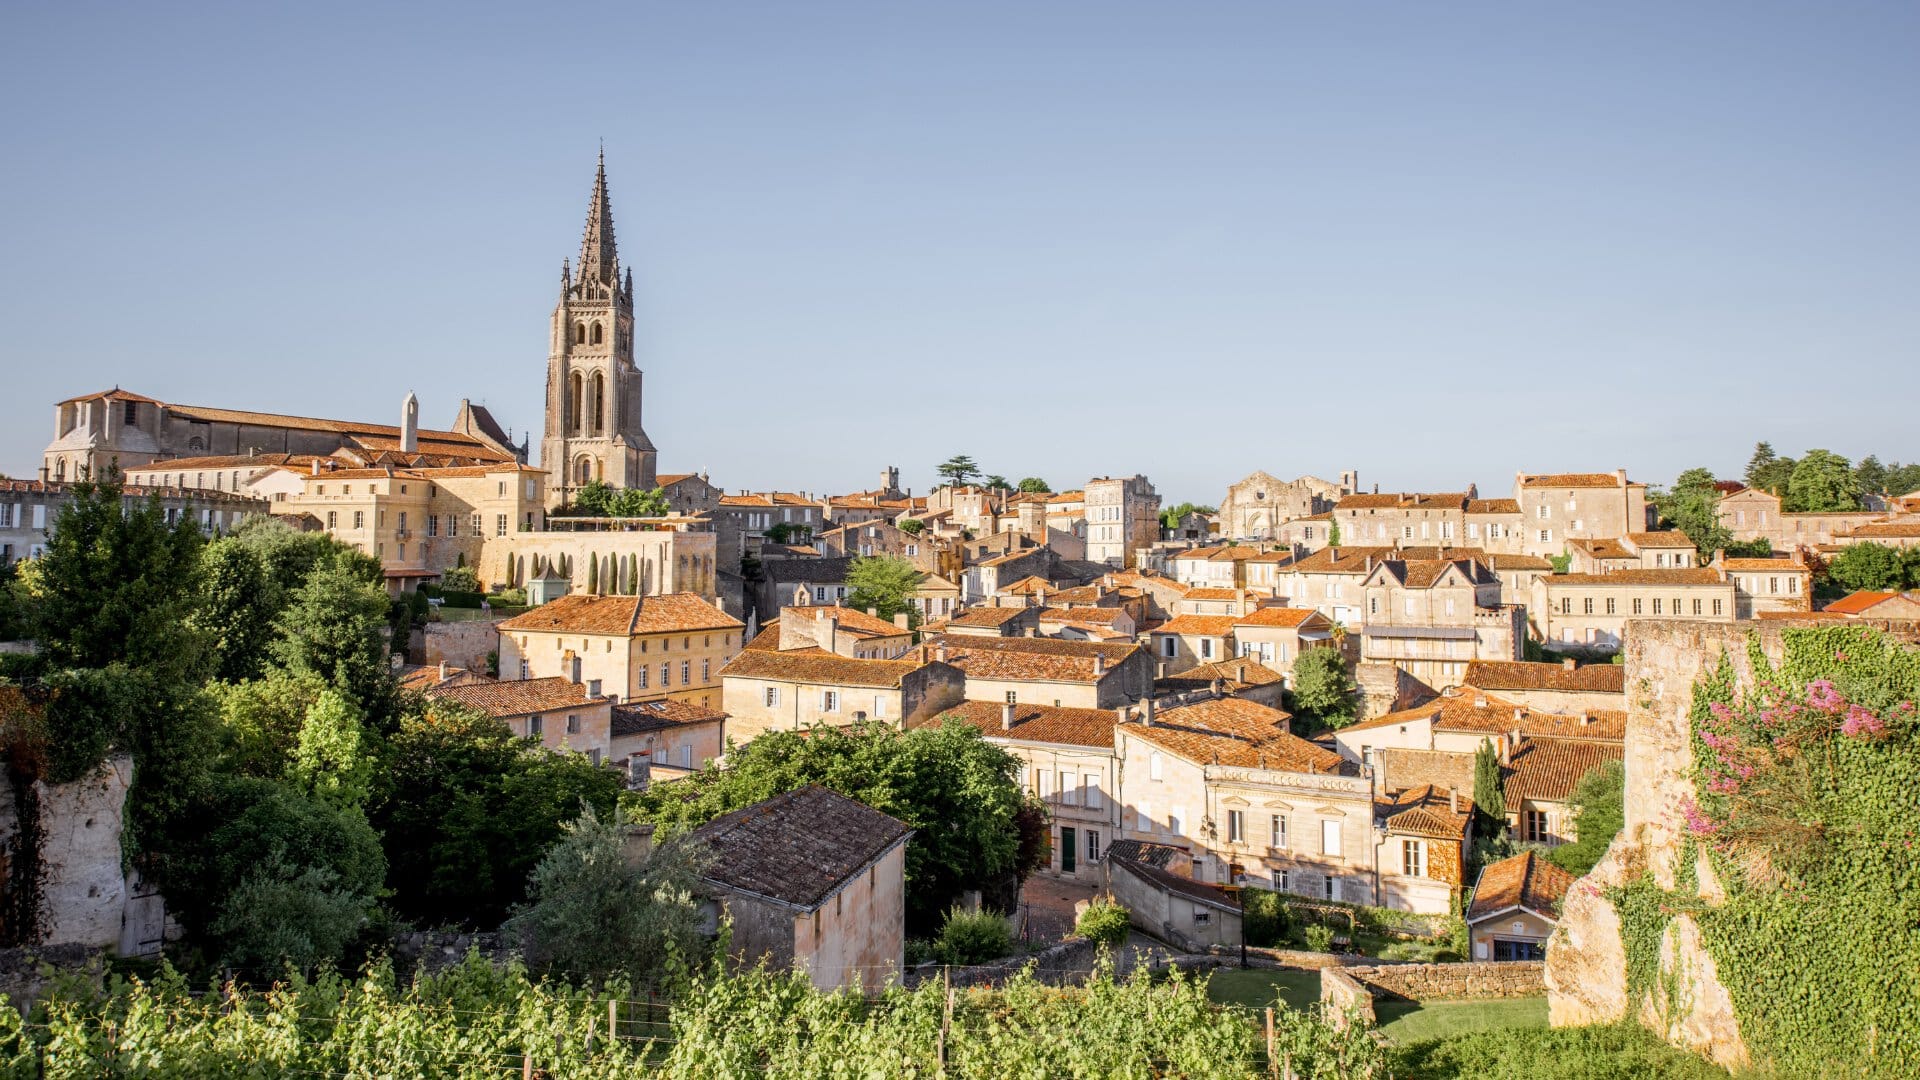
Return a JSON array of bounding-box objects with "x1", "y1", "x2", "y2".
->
[
  {"x1": 421, "y1": 617, "x2": 503, "y2": 672},
  {"x1": 1543, "y1": 618, "x2": 1920, "y2": 1071},
  {"x1": 0, "y1": 755, "x2": 137, "y2": 950},
  {"x1": 1320, "y1": 967, "x2": 1374, "y2": 1026},
  {"x1": 1319, "y1": 961, "x2": 1544, "y2": 1027},
  {"x1": 391, "y1": 930, "x2": 511, "y2": 976}
]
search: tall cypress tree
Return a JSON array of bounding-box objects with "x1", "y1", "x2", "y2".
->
[{"x1": 1473, "y1": 739, "x2": 1507, "y2": 832}]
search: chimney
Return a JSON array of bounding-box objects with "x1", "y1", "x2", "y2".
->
[
  {"x1": 1580, "y1": 712, "x2": 1596, "y2": 727},
  {"x1": 626, "y1": 756, "x2": 653, "y2": 792},
  {"x1": 1001, "y1": 701, "x2": 1016, "y2": 731},
  {"x1": 1562, "y1": 657, "x2": 1577, "y2": 671},
  {"x1": 1093, "y1": 652, "x2": 1107, "y2": 676},
  {"x1": 1449, "y1": 789, "x2": 1460, "y2": 814},
  {"x1": 1209, "y1": 678, "x2": 1222, "y2": 698},
  {"x1": 1143, "y1": 695, "x2": 1155, "y2": 725},
  {"x1": 622, "y1": 821, "x2": 656, "y2": 866},
  {"x1": 1115, "y1": 706, "x2": 1129, "y2": 726},
  {"x1": 1473, "y1": 690, "x2": 1488, "y2": 709},
  {"x1": 437, "y1": 661, "x2": 447, "y2": 681},
  {"x1": 311, "y1": 459, "x2": 321, "y2": 476},
  {"x1": 936, "y1": 645, "x2": 949, "y2": 663},
  {"x1": 893, "y1": 612, "x2": 910, "y2": 630}
]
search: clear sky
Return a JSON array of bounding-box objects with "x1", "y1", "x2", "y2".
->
[{"x1": 4, "y1": 2, "x2": 1916, "y2": 506}]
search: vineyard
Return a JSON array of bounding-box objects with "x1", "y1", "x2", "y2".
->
[{"x1": 6, "y1": 953, "x2": 1389, "y2": 1079}]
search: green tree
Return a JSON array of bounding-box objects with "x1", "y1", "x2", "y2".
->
[
  {"x1": 844, "y1": 555, "x2": 924, "y2": 623},
  {"x1": 1746, "y1": 441, "x2": 1794, "y2": 495},
  {"x1": 935, "y1": 455, "x2": 980, "y2": 488},
  {"x1": 1327, "y1": 518, "x2": 1341, "y2": 547},
  {"x1": 1157, "y1": 502, "x2": 1217, "y2": 531},
  {"x1": 1650, "y1": 468, "x2": 1734, "y2": 556},
  {"x1": 629, "y1": 721, "x2": 1037, "y2": 933},
  {"x1": 195, "y1": 541, "x2": 277, "y2": 682},
  {"x1": 366, "y1": 702, "x2": 622, "y2": 927},
  {"x1": 1784, "y1": 449, "x2": 1862, "y2": 513},
  {"x1": 1287, "y1": 647, "x2": 1357, "y2": 730},
  {"x1": 211, "y1": 672, "x2": 323, "y2": 779},
  {"x1": 290, "y1": 689, "x2": 375, "y2": 811},
  {"x1": 587, "y1": 550, "x2": 600, "y2": 592},
  {"x1": 1544, "y1": 761, "x2": 1623, "y2": 877},
  {"x1": 573, "y1": 479, "x2": 615, "y2": 515},
  {"x1": 438, "y1": 565, "x2": 481, "y2": 593},
  {"x1": 208, "y1": 849, "x2": 378, "y2": 977},
  {"x1": 270, "y1": 561, "x2": 396, "y2": 721},
  {"x1": 1016, "y1": 478, "x2": 1051, "y2": 494},
  {"x1": 31, "y1": 475, "x2": 209, "y2": 682},
  {"x1": 897, "y1": 518, "x2": 925, "y2": 535},
  {"x1": 1472, "y1": 739, "x2": 1507, "y2": 830},
  {"x1": 1855, "y1": 454, "x2": 1889, "y2": 497},
  {"x1": 983, "y1": 474, "x2": 1010, "y2": 491},
  {"x1": 504, "y1": 804, "x2": 709, "y2": 983},
  {"x1": 1825, "y1": 543, "x2": 1910, "y2": 593},
  {"x1": 1885, "y1": 461, "x2": 1920, "y2": 499},
  {"x1": 608, "y1": 486, "x2": 671, "y2": 517}
]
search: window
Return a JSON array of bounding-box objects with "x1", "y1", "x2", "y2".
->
[
  {"x1": 470, "y1": 513, "x2": 482, "y2": 535},
  {"x1": 660, "y1": 662, "x2": 670, "y2": 687},
  {"x1": 1149, "y1": 751, "x2": 1163, "y2": 781},
  {"x1": 566, "y1": 714, "x2": 581, "y2": 734},
  {"x1": 495, "y1": 514, "x2": 507, "y2": 537},
  {"x1": 1083, "y1": 773, "x2": 1102, "y2": 809},
  {"x1": 1162, "y1": 636, "x2": 1177, "y2": 658},
  {"x1": 1713, "y1": 598, "x2": 1724, "y2": 616},
  {"x1": 1560, "y1": 597, "x2": 1571, "y2": 615},
  {"x1": 123, "y1": 400, "x2": 139, "y2": 425},
  {"x1": 822, "y1": 690, "x2": 839, "y2": 712},
  {"x1": 586, "y1": 679, "x2": 601, "y2": 697},
  {"x1": 637, "y1": 666, "x2": 648, "y2": 689},
  {"x1": 1271, "y1": 814, "x2": 1288, "y2": 849},
  {"x1": 528, "y1": 715, "x2": 544, "y2": 737},
  {"x1": 1321, "y1": 819, "x2": 1342, "y2": 856},
  {"x1": 681, "y1": 660, "x2": 691, "y2": 685},
  {"x1": 1524, "y1": 809, "x2": 1550, "y2": 843},
  {"x1": 1583, "y1": 598, "x2": 1594, "y2": 615},
  {"x1": 1632, "y1": 598, "x2": 1644, "y2": 615},
  {"x1": 764, "y1": 686, "x2": 780, "y2": 707},
  {"x1": 1324, "y1": 876, "x2": 1337, "y2": 901},
  {"x1": 1201, "y1": 637, "x2": 1214, "y2": 660},
  {"x1": 326, "y1": 511, "x2": 338, "y2": 530},
  {"x1": 1606, "y1": 597, "x2": 1616, "y2": 615},
  {"x1": 681, "y1": 744, "x2": 692, "y2": 768},
  {"x1": 1404, "y1": 839, "x2": 1427, "y2": 877},
  {"x1": 1227, "y1": 809, "x2": 1244, "y2": 843},
  {"x1": 1193, "y1": 907, "x2": 1211, "y2": 925},
  {"x1": 1539, "y1": 529, "x2": 1552, "y2": 543},
  {"x1": 1059, "y1": 771, "x2": 1077, "y2": 805},
  {"x1": 701, "y1": 659, "x2": 710, "y2": 682},
  {"x1": 1275, "y1": 869, "x2": 1291, "y2": 892},
  {"x1": 1168, "y1": 806, "x2": 1185, "y2": 835},
  {"x1": 353, "y1": 510, "x2": 365, "y2": 530},
  {"x1": 1652, "y1": 598, "x2": 1663, "y2": 615},
  {"x1": 1085, "y1": 830, "x2": 1100, "y2": 862},
  {"x1": 1692, "y1": 598, "x2": 1703, "y2": 615},
  {"x1": 426, "y1": 514, "x2": 438, "y2": 537}
]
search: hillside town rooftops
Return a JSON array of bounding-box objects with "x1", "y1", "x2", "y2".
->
[{"x1": 498, "y1": 593, "x2": 742, "y2": 636}]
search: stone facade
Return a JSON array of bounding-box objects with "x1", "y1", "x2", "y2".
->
[
  {"x1": 0, "y1": 479, "x2": 263, "y2": 566},
  {"x1": 0, "y1": 756, "x2": 141, "y2": 952},
  {"x1": 1085, "y1": 475, "x2": 1160, "y2": 568},
  {"x1": 1216, "y1": 471, "x2": 1353, "y2": 541}
]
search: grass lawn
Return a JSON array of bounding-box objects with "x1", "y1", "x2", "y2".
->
[
  {"x1": 1388, "y1": 1022, "x2": 1733, "y2": 1079},
  {"x1": 1374, "y1": 996, "x2": 1549, "y2": 1044},
  {"x1": 1202, "y1": 968, "x2": 1322, "y2": 1012}
]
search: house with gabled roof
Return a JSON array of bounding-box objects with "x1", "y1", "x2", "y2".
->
[
  {"x1": 426, "y1": 675, "x2": 611, "y2": 761},
  {"x1": 498, "y1": 592, "x2": 743, "y2": 708},
  {"x1": 1357, "y1": 557, "x2": 1522, "y2": 692},
  {"x1": 690, "y1": 785, "x2": 912, "y2": 992},
  {"x1": 1466, "y1": 851, "x2": 1575, "y2": 962}
]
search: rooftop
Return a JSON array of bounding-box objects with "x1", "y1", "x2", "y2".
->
[
  {"x1": 917, "y1": 700, "x2": 1119, "y2": 748},
  {"x1": 924, "y1": 634, "x2": 1138, "y2": 684},
  {"x1": 1377, "y1": 784, "x2": 1474, "y2": 841},
  {"x1": 498, "y1": 593, "x2": 742, "y2": 636},
  {"x1": 718, "y1": 649, "x2": 930, "y2": 689},
  {"x1": 1467, "y1": 851, "x2": 1575, "y2": 922},
  {"x1": 426, "y1": 676, "x2": 598, "y2": 718},
  {"x1": 612, "y1": 699, "x2": 728, "y2": 737},
  {"x1": 690, "y1": 785, "x2": 913, "y2": 911},
  {"x1": 1504, "y1": 737, "x2": 1625, "y2": 805},
  {"x1": 1462, "y1": 660, "x2": 1626, "y2": 695}
]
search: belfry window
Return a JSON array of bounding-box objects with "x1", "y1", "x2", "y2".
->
[
  {"x1": 590, "y1": 322, "x2": 603, "y2": 345},
  {"x1": 574, "y1": 322, "x2": 587, "y2": 345}
]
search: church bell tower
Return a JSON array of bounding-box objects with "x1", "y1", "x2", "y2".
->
[{"x1": 542, "y1": 150, "x2": 658, "y2": 508}]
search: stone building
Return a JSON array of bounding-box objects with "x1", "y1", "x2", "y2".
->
[
  {"x1": 0, "y1": 478, "x2": 264, "y2": 564},
  {"x1": 691, "y1": 785, "x2": 911, "y2": 992},
  {"x1": 1459, "y1": 659, "x2": 1627, "y2": 716},
  {"x1": 425, "y1": 677, "x2": 612, "y2": 761},
  {"x1": 1467, "y1": 851, "x2": 1573, "y2": 962},
  {"x1": 1715, "y1": 555, "x2": 1812, "y2": 618},
  {"x1": 1511, "y1": 471, "x2": 1651, "y2": 558},
  {"x1": 1531, "y1": 569, "x2": 1736, "y2": 653},
  {"x1": 610, "y1": 699, "x2": 728, "y2": 776},
  {"x1": 1085, "y1": 475, "x2": 1160, "y2": 568},
  {"x1": 541, "y1": 153, "x2": 657, "y2": 505},
  {"x1": 1215, "y1": 470, "x2": 1353, "y2": 541},
  {"x1": 1228, "y1": 607, "x2": 1337, "y2": 683},
  {"x1": 1356, "y1": 557, "x2": 1523, "y2": 691},
  {"x1": 1333, "y1": 491, "x2": 1473, "y2": 548},
  {"x1": 1716, "y1": 486, "x2": 1882, "y2": 550},
  {"x1": 718, "y1": 649, "x2": 965, "y2": 742},
  {"x1": 926, "y1": 635, "x2": 1154, "y2": 709},
  {"x1": 497, "y1": 592, "x2": 744, "y2": 708}
]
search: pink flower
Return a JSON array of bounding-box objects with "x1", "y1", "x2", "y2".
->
[
  {"x1": 1709, "y1": 701, "x2": 1733, "y2": 722},
  {"x1": 1680, "y1": 797, "x2": 1721, "y2": 837},
  {"x1": 1806, "y1": 680, "x2": 1842, "y2": 711},
  {"x1": 1841, "y1": 705, "x2": 1885, "y2": 739}
]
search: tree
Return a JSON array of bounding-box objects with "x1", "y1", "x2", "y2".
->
[
  {"x1": 1472, "y1": 739, "x2": 1507, "y2": 830},
  {"x1": 366, "y1": 702, "x2": 622, "y2": 927},
  {"x1": 1650, "y1": 467, "x2": 1733, "y2": 557},
  {"x1": 983, "y1": 475, "x2": 1010, "y2": 491},
  {"x1": 573, "y1": 479, "x2": 614, "y2": 515},
  {"x1": 630, "y1": 721, "x2": 1037, "y2": 933},
  {"x1": 1825, "y1": 542, "x2": 1910, "y2": 593},
  {"x1": 504, "y1": 804, "x2": 709, "y2": 983},
  {"x1": 1287, "y1": 647, "x2": 1357, "y2": 730},
  {"x1": 1544, "y1": 761, "x2": 1624, "y2": 877},
  {"x1": 1157, "y1": 502, "x2": 1217, "y2": 531},
  {"x1": 897, "y1": 518, "x2": 925, "y2": 536},
  {"x1": 1855, "y1": 454, "x2": 1889, "y2": 497},
  {"x1": 935, "y1": 455, "x2": 980, "y2": 488},
  {"x1": 844, "y1": 555, "x2": 924, "y2": 623},
  {"x1": 1746, "y1": 442, "x2": 1794, "y2": 495},
  {"x1": 1885, "y1": 461, "x2": 1920, "y2": 499},
  {"x1": 439, "y1": 565, "x2": 481, "y2": 593},
  {"x1": 195, "y1": 541, "x2": 277, "y2": 682},
  {"x1": 1016, "y1": 478, "x2": 1051, "y2": 494},
  {"x1": 1784, "y1": 449, "x2": 1863, "y2": 513},
  {"x1": 270, "y1": 561, "x2": 396, "y2": 722},
  {"x1": 290, "y1": 689, "x2": 374, "y2": 811},
  {"x1": 1327, "y1": 519, "x2": 1342, "y2": 548},
  {"x1": 609, "y1": 486, "x2": 671, "y2": 518}
]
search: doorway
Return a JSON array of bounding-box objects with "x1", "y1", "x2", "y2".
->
[{"x1": 1060, "y1": 827, "x2": 1077, "y2": 874}]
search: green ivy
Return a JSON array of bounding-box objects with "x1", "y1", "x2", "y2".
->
[{"x1": 1614, "y1": 627, "x2": 1920, "y2": 1078}]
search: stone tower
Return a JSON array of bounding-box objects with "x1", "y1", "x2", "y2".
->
[{"x1": 542, "y1": 150, "x2": 658, "y2": 508}]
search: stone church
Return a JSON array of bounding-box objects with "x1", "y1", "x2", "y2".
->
[{"x1": 540, "y1": 151, "x2": 658, "y2": 507}]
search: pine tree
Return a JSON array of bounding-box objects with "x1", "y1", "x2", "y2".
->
[{"x1": 1473, "y1": 739, "x2": 1507, "y2": 829}]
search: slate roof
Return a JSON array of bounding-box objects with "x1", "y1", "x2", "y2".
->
[
  {"x1": 918, "y1": 700, "x2": 1119, "y2": 748},
  {"x1": 1105, "y1": 839, "x2": 1187, "y2": 867},
  {"x1": 1503, "y1": 737, "x2": 1624, "y2": 805},
  {"x1": 690, "y1": 785, "x2": 913, "y2": 912},
  {"x1": 612, "y1": 699, "x2": 728, "y2": 737},
  {"x1": 1462, "y1": 660, "x2": 1626, "y2": 695},
  {"x1": 1467, "y1": 851, "x2": 1575, "y2": 922},
  {"x1": 427, "y1": 677, "x2": 598, "y2": 718},
  {"x1": 499, "y1": 593, "x2": 742, "y2": 636}
]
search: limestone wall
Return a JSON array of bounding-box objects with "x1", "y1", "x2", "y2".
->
[
  {"x1": 1543, "y1": 617, "x2": 1920, "y2": 1071},
  {"x1": 0, "y1": 755, "x2": 136, "y2": 950},
  {"x1": 422, "y1": 618, "x2": 503, "y2": 672},
  {"x1": 1320, "y1": 960, "x2": 1543, "y2": 1028}
]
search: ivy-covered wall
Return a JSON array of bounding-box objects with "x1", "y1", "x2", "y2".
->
[{"x1": 1553, "y1": 620, "x2": 1920, "y2": 1079}]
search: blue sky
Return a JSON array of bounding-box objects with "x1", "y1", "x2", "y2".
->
[{"x1": 3, "y1": 2, "x2": 1916, "y2": 505}]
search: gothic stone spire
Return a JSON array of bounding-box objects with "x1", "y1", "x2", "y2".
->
[{"x1": 576, "y1": 148, "x2": 618, "y2": 288}]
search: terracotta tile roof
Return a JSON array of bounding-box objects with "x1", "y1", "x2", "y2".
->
[
  {"x1": 1156, "y1": 657, "x2": 1287, "y2": 693},
  {"x1": 690, "y1": 785, "x2": 913, "y2": 911},
  {"x1": 925, "y1": 635, "x2": 1137, "y2": 684},
  {"x1": 1234, "y1": 607, "x2": 1322, "y2": 628},
  {"x1": 1462, "y1": 661, "x2": 1625, "y2": 695},
  {"x1": 1823, "y1": 590, "x2": 1908, "y2": 615},
  {"x1": 158, "y1": 403, "x2": 506, "y2": 454},
  {"x1": 1477, "y1": 553, "x2": 1556, "y2": 571},
  {"x1": 1466, "y1": 499, "x2": 1521, "y2": 514},
  {"x1": 1130, "y1": 698, "x2": 1338, "y2": 774},
  {"x1": 1625, "y1": 531, "x2": 1696, "y2": 549},
  {"x1": 57, "y1": 387, "x2": 161, "y2": 405},
  {"x1": 1546, "y1": 569, "x2": 1727, "y2": 587},
  {"x1": 718, "y1": 649, "x2": 930, "y2": 688},
  {"x1": 1467, "y1": 851, "x2": 1574, "y2": 921},
  {"x1": 1342, "y1": 690, "x2": 1626, "y2": 741},
  {"x1": 1182, "y1": 587, "x2": 1242, "y2": 600},
  {"x1": 1248, "y1": 549, "x2": 1300, "y2": 564},
  {"x1": 1371, "y1": 558, "x2": 1491, "y2": 589},
  {"x1": 1841, "y1": 522, "x2": 1920, "y2": 538},
  {"x1": 1037, "y1": 606, "x2": 1127, "y2": 625},
  {"x1": 1755, "y1": 610, "x2": 1851, "y2": 621},
  {"x1": 1282, "y1": 546, "x2": 1396, "y2": 575},
  {"x1": 1000, "y1": 576, "x2": 1055, "y2": 594},
  {"x1": 125, "y1": 453, "x2": 328, "y2": 473},
  {"x1": 1377, "y1": 784, "x2": 1473, "y2": 840},
  {"x1": 498, "y1": 593, "x2": 742, "y2": 636},
  {"x1": 612, "y1": 699, "x2": 727, "y2": 737},
  {"x1": 1047, "y1": 585, "x2": 1141, "y2": 605},
  {"x1": 1573, "y1": 538, "x2": 1634, "y2": 560},
  {"x1": 917, "y1": 700, "x2": 1119, "y2": 748},
  {"x1": 1154, "y1": 614, "x2": 1241, "y2": 637},
  {"x1": 1111, "y1": 855, "x2": 1241, "y2": 912},
  {"x1": 1519, "y1": 473, "x2": 1623, "y2": 488},
  {"x1": 656, "y1": 473, "x2": 697, "y2": 486},
  {"x1": 947, "y1": 606, "x2": 1034, "y2": 628},
  {"x1": 1503, "y1": 737, "x2": 1624, "y2": 805},
  {"x1": 1720, "y1": 558, "x2": 1810, "y2": 572},
  {"x1": 397, "y1": 665, "x2": 489, "y2": 693},
  {"x1": 427, "y1": 677, "x2": 598, "y2": 718},
  {"x1": 780, "y1": 605, "x2": 909, "y2": 638},
  {"x1": 1047, "y1": 490, "x2": 1085, "y2": 503}
]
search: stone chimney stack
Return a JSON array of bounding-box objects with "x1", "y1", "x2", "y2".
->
[
  {"x1": 1001, "y1": 701, "x2": 1015, "y2": 731},
  {"x1": 625, "y1": 757, "x2": 653, "y2": 792},
  {"x1": 1143, "y1": 695, "x2": 1155, "y2": 726},
  {"x1": 401, "y1": 391, "x2": 419, "y2": 454},
  {"x1": 1449, "y1": 789, "x2": 1460, "y2": 814},
  {"x1": 622, "y1": 821, "x2": 656, "y2": 867},
  {"x1": 936, "y1": 644, "x2": 949, "y2": 663},
  {"x1": 1093, "y1": 652, "x2": 1107, "y2": 676}
]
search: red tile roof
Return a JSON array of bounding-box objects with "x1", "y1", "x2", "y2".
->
[
  {"x1": 1519, "y1": 473, "x2": 1623, "y2": 488},
  {"x1": 1342, "y1": 690, "x2": 1626, "y2": 741},
  {"x1": 1546, "y1": 569, "x2": 1727, "y2": 587},
  {"x1": 1377, "y1": 784, "x2": 1473, "y2": 840},
  {"x1": 1154, "y1": 615, "x2": 1240, "y2": 637},
  {"x1": 1467, "y1": 851, "x2": 1575, "y2": 921},
  {"x1": 1503, "y1": 737, "x2": 1624, "y2": 805},
  {"x1": 918, "y1": 700, "x2": 1119, "y2": 748},
  {"x1": 1624, "y1": 531, "x2": 1696, "y2": 549},
  {"x1": 1822, "y1": 590, "x2": 1909, "y2": 615},
  {"x1": 925, "y1": 635, "x2": 1137, "y2": 683},
  {"x1": 612, "y1": 699, "x2": 727, "y2": 737},
  {"x1": 498, "y1": 593, "x2": 743, "y2": 636},
  {"x1": 718, "y1": 650, "x2": 932, "y2": 689},
  {"x1": 1462, "y1": 661, "x2": 1626, "y2": 695},
  {"x1": 427, "y1": 677, "x2": 599, "y2": 718},
  {"x1": 1234, "y1": 607, "x2": 1323, "y2": 628}
]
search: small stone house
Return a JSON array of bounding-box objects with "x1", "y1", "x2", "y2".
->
[
  {"x1": 610, "y1": 699, "x2": 727, "y2": 776},
  {"x1": 692, "y1": 785, "x2": 913, "y2": 992},
  {"x1": 1107, "y1": 852, "x2": 1242, "y2": 950},
  {"x1": 426, "y1": 676, "x2": 612, "y2": 761},
  {"x1": 1466, "y1": 850, "x2": 1574, "y2": 961}
]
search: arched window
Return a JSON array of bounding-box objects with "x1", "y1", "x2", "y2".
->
[
  {"x1": 575, "y1": 456, "x2": 593, "y2": 485},
  {"x1": 569, "y1": 373, "x2": 584, "y2": 435},
  {"x1": 590, "y1": 322, "x2": 603, "y2": 345},
  {"x1": 591, "y1": 372, "x2": 606, "y2": 435},
  {"x1": 574, "y1": 322, "x2": 587, "y2": 345}
]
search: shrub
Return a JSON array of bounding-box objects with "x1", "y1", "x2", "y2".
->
[
  {"x1": 437, "y1": 566, "x2": 481, "y2": 593},
  {"x1": 1075, "y1": 900, "x2": 1130, "y2": 947},
  {"x1": 1240, "y1": 887, "x2": 1290, "y2": 946},
  {"x1": 935, "y1": 905, "x2": 1011, "y2": 965},
  {"x1": 1304, "y1": 924, "x2": 1335, "y2": 953}
]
